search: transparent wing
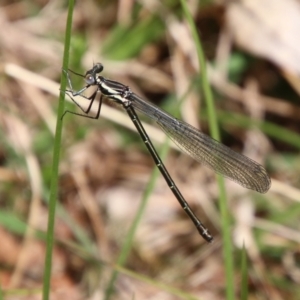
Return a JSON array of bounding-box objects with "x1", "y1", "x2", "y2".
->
[
  {"x1": 158, "y1": 117, "x2": 271, "y2": 193},
  {"x1": 129, "y1": 93, "x2": 271, "y2": 193}
]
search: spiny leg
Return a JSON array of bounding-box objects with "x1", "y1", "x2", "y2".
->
[
  {"x1": 61, "y1": 68, "x2": 103, "y2": 120},
  {"x1": 62, "y1": 90, "x2": 103, "y2": 120}
]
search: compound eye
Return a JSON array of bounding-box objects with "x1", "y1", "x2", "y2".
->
[{"x1": 85, "y1": 74, "x2": 95, "y2": 85}]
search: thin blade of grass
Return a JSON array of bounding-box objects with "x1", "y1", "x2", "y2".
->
[
  {"x1": 111, "y1": 263, "x2": 200, "y2": 300},
  {"x1": 42, "y1": 1, "x2": 74, "y2": 299},
  {"x1": 241, "y1": 244, "x2": 249, "y2": 300},
  {"x1": 178, "y1": 1, "x2": 234, "y2": 299},
  {"x1": 104, "y1": 138, "x2": 171, "y2": 300}
]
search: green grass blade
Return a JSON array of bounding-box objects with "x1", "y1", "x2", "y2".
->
[
  {"x1": 178, "y1": 1, "x2": 234, "y2": 299},
  {"x1": 111, "y1": 264, "x2": 199, "y2": 300},
  {"x1": 216, "y1": 110, "x2": 300, "y2": 149},
  {"x1": 42, "y1": 1, "x2": 74, "y2": 299},
  {"x1": 0, "y1": 282, "x2": 3, "y2": 300},
  {"x1": 102, "y1": 16, "x2": 164, "y2": 60},
  {"x1": 104, "y1": 138, "x2": 170, "y2": 299},
  {"x1": 240, "y1": 245, "x2": 249, "y2": 300}
]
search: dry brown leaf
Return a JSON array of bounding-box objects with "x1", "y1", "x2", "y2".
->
[{"x1": 226, "y1": 0, "x2": 300, "y2": 75}]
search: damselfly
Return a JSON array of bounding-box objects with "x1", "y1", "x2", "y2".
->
[{"x1": 63, "y1": 63, "x2": 271, "y2": 242}]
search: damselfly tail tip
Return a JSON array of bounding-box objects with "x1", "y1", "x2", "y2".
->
[{"x1": 197, "y1": 225, "x2": 214, "y2": 243}]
